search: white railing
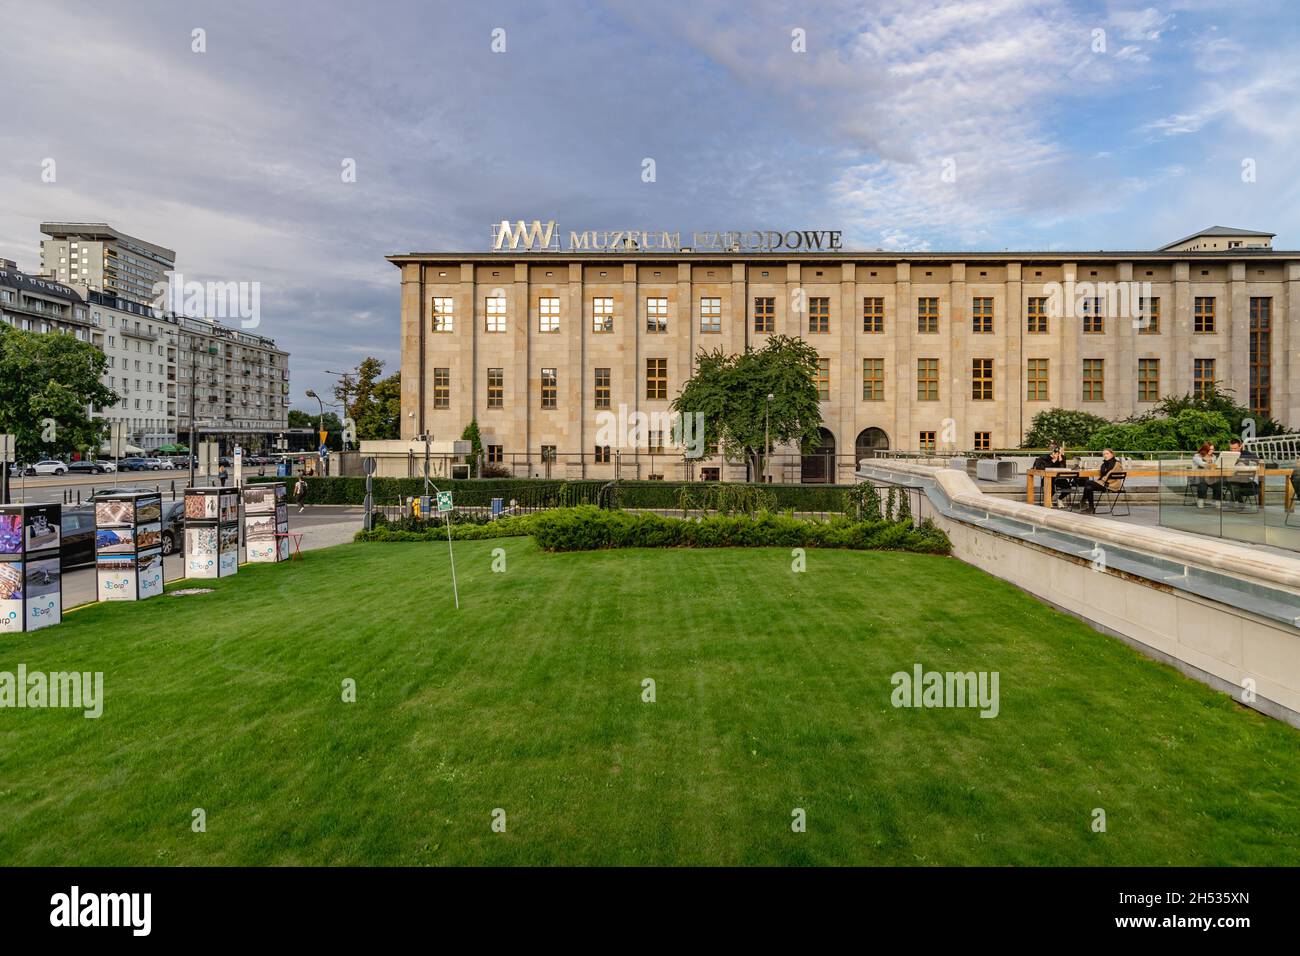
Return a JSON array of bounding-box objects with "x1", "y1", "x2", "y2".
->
[{"x1": 1244, "y1": 435, "x2": 1300, "y2": 465}]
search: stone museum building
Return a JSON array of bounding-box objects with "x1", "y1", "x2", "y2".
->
[{"x1": 389, "y1": 225, "x2": 1295, "y2": 482}]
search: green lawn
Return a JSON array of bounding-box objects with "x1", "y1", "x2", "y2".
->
[{"x1": 2, "y1": 538, "x2": 1298, "y2": 866}]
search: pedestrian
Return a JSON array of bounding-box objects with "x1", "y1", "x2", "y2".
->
[
  {"x1": 218, "y1": 464, "x2": 229, "y2": 487},
  {"x1": 295, "y1": 476, "x2": 308, "y2": 513}
]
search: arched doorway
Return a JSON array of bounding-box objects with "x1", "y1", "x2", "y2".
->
[
  {"x1": 801, "y1": 427, "x2": 836, "y2": 484},
  {"x1": 855, "y1": 427, "x2": 890, "y2": 463}
]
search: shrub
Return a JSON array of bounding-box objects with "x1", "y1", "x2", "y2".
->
[
  {"x1": 1022, "y1": 408, "x2": 1113, "y2": 449},
  {"x1": 528, "y1": 506, "x2": 950, "y2": 554},
  {"x1": 354, "y1": 514, "x2": 538, "y2": 542}
]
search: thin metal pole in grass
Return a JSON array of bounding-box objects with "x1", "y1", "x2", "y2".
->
[{"x1": 428, "y1": 482, "x2": 460, "y2": 610}]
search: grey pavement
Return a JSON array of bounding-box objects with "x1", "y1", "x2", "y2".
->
[{"x1": 60, "y1": 506, "x2": 363, "y2": 610}]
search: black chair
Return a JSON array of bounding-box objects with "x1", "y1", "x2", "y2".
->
[
  {"x1": 1224, "y1": 471, "x2": 1261, "y2": 513},
  {"x1": 1094, "y1": 471, "x2": 1130, "y2": 516},
  {"x1": 1048, "y1": 471, "x2": 1080, "y2": 510}
]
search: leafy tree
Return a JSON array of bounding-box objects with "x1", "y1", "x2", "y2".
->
[
  {"x1": 288, "y1": 409, "x2": 343, "y2": 449},
  {"x1": 672, "y1": 335, "x2": 822, "y2": 479},
  {"x1": 0, "y1": 324, "x2": 117, "y2": 462},
  {"x1": 1084, "y1": 410, "x2": 1234, "y2": 452},
  {"x1": 461, "y1": 419, "x2": 483, "y2": 475},
  {"x1": 333, "y1": 358, "x2": 401, "y2": 441},
  {"x1": 1021, "y1": 408, "x2": 1112, "y2": 449},
  {"x1": 1149, "y1": 383, "x2": 1286, "y2": 439}
]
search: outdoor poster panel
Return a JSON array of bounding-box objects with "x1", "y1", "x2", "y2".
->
[
  {"x1": 25, "y1": 505, "x2": 61, "y2": 553},
  {"x1": 186, "y1": 527, "x2": 219, "y2": 578},
  {"x1": 98, "y1": 554, "x2": 138, "y2": 601},
  {"x1": 95, "y1": 499, "x2": 135, "y2": 528},
  {"x1": 95, "y1": 527, "x2": 136, "y2": 555},
  {"x1": 137, "y1": 549, "x2": 164, "y2": 598},
  {"x1": 185, "y1": 493, "x2": 219, "y2": 521},
  {"x1": 136, "y1": 497, "x2": 162, "y2": 525},
  {"x1": 0, "y1": 514, "x2": 21, "y2": 555},
  {"x1": 0, "y1": 560, "x2": 23, "y2": 630},
  {"x1": 25, "y1": 557, "x2": 61, "y2": 629}
]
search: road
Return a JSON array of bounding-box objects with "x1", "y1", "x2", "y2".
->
[
  {"x1": 59, "y1": 506, "x2": 363, "y2": 609},
  {"x1": 3, "y1": 467, "x2": 295, "y2": 505}
]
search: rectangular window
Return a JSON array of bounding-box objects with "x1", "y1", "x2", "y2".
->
[
  {"x1": 862, "y1": 358, "x2": 884, "y2": 401},
  {"x1": 971, "y1": 358, "x2": 993, "y2": 401},
  {"x1": 1194, "y1": 296, "x2": 1216, "y2": 334},
  {"x1": 974, "y1": 431, "x2": 991, "y2": 452},
  {"x1": 1138, "y1": 296, "x2": 1160, "y2": 334},
  {"x1": 753, "y1": 296, "x2": 774, "y2": 334},
  {"x1": 917, "y1": 358, "x2": 939, "y2": 401},
  {"x1": 1138, "y1": 358, "x2": 1160, "y2": 402},
  {"x1": 863, "y1": 296, "x2": 884, "y2": 334},
  {"x1": 808, "y1": 297, "x2": 830, "y2": 334},
  {"x1": 592, "y1": 297, "x2": 614, "y2": 333},
  {"x1": 541, "y1": 445, "x2": 556, "y2": 463},
  {"x1": 648, "y1": 430, "x2": 665, "y2": 454},
  {"x1": 917, "y1": 297, "x2": 939, "y2": 334},
  {"x1": 1026, "y1": 297, "x2": 1048, "y2": 334},
  {"x1": 1193, "y1": 358, "x2": 1216, "y2": 399},
  {"x1": 433, "y1": 368, "x2": 450, "y2": 408},
  {"x1": 646, "y1": 297, "x2": 668, "y2": 333},
  {"x1": 487, "y1": 368, "x2": 504, "y2": 408},
  {"x1": 431, "y1": 297, "x2": 454, "y2": 333},
  {"x1": 814, "y1": 357, "x2": 830, "y2": 400},
  {"x1": 1082, "y1": 359, "x2": 1104, "y2": 402},
  {"x1": 700, "y1": 296, "x2": 721, "y2": 333},
  {"x1": 485, "y1": 296, "x2": 507, "y2": 333},
  {"x1": 594, "y1": 367, "x2": 610, "y2": 409},
  {"x1": 539, "y1": 296, "x2": 560, "y2": 333},
  {"x1": 1026, "y1": 358, "x2": 1049, "y2": 401},
  {"x1": 1082, "y1": 297, "x2": 1104, "y2": 334},
  {"x1": 594, "y1": 445, "x2": 611, "y2": 464},
  {"x1": 540, "y1": 368, "x2": 557, "y2": 409},
  {"x1": 971, "y1": 297, "x2": 993, "y2": 333},
  {"x1": 919, "y1": 431, "x2": 936, "y2": 454},
  {"x1": 1250, "y1": 297, "x2": 1271, "y2": 417},
  {"x1": 486, "y1": 444, "x2": 503, "y2": 464},
  {"x1": 646, "y1": 358, "x2": 667, "y2": 400}
]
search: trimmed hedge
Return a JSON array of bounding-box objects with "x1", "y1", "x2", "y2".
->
[
  {"x1": 355, "y1": 514, "x2": 538, "y2": 542},
  {"x1": 356, "y1": 505, "x2": 950, "y2": 554},
  {"x1": 255, "y1": 475, "x2": 865, "y2": 512},
  {"x1": 530, "y1": 507, "x2": 949, "y2": 553}
]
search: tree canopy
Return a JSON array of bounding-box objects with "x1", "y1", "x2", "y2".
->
[
  {"x1": 334, "y1": 357, "x2": 401, "y2": 441},
  {"x1": 671, "y1": 335, "x2": 823, "y2": 477},
  {"x1": 0, "y1": 324, "x2": 117, "y2": 462}
]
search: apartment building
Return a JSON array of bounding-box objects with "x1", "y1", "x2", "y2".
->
[
  {"x1": 39, "y1": 222, "x2": 176, "y2": 306},
  {"x1": 83, "y1": 290, "x2": 178, "y2": 448},
  {"x1": 174, "y1": 317, "x2": 291, "y2": 451},
  {"x1": 0, "y1": 259, "x2": 92, "y2": 338},
  {"x1": 389, "y1": 225, "x2": 1299, "y2": 483}
]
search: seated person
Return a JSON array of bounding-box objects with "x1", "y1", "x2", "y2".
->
[
  {"x1": 1226, "y1": 438, "x2": 1260, "y2": 504},
  {"x1": 1192, "y1": 442, "x2": 1222, "y2": 508},
  {"x1": 1079, "y1": 448, "x2": 1120, "y2": 513},
  {"x1": 1031, "y1": 446, "x2": 1074, "y2": 507}
]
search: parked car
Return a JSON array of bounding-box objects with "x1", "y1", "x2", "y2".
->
[
  {"x1": 141, "y1": 457, "x2": 175, "y2": 470},
  {"x1": 116, "y1": 457, "x2": 152, "y2": 471},
  {"x1": 160, "y1": 500, "x2": 185, "y2": 556},
  {"x1": 24, "y1": 459, "x2": 67, "y2": 476},
  {"x1": 60, "y1": 506, "x2": 96, "y2": 569},
  {"x1": 67, "y1": 460, "x2": 116, "y2": 475}
]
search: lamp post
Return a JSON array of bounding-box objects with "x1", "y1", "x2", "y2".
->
[
  {"x1": 764, "y1": 392, "x2": 774, "y2": 484},
  {"x1": 305, "y1": 388, "x2": 326, "y2": 476}
]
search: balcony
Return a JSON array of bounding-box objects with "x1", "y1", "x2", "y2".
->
[{"x1": 122, "y1": 325, "x2": 158, "y2": 342}]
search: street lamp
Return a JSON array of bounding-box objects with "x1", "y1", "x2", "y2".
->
[
  {"x1": 764, "y1": 392, "x2": 775, "y2": 484},
  {"x1": 305, "y1": 388, "x2": 326, "y2": 476}
]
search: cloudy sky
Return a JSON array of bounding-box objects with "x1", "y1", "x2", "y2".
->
[{"x1": 2, "y1": 0, "x2": 1298, "y2": 409}]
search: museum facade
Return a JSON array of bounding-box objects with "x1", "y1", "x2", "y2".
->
[{"x1": 389, "y1": 225, "x2": 1297, "y2": 482}]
